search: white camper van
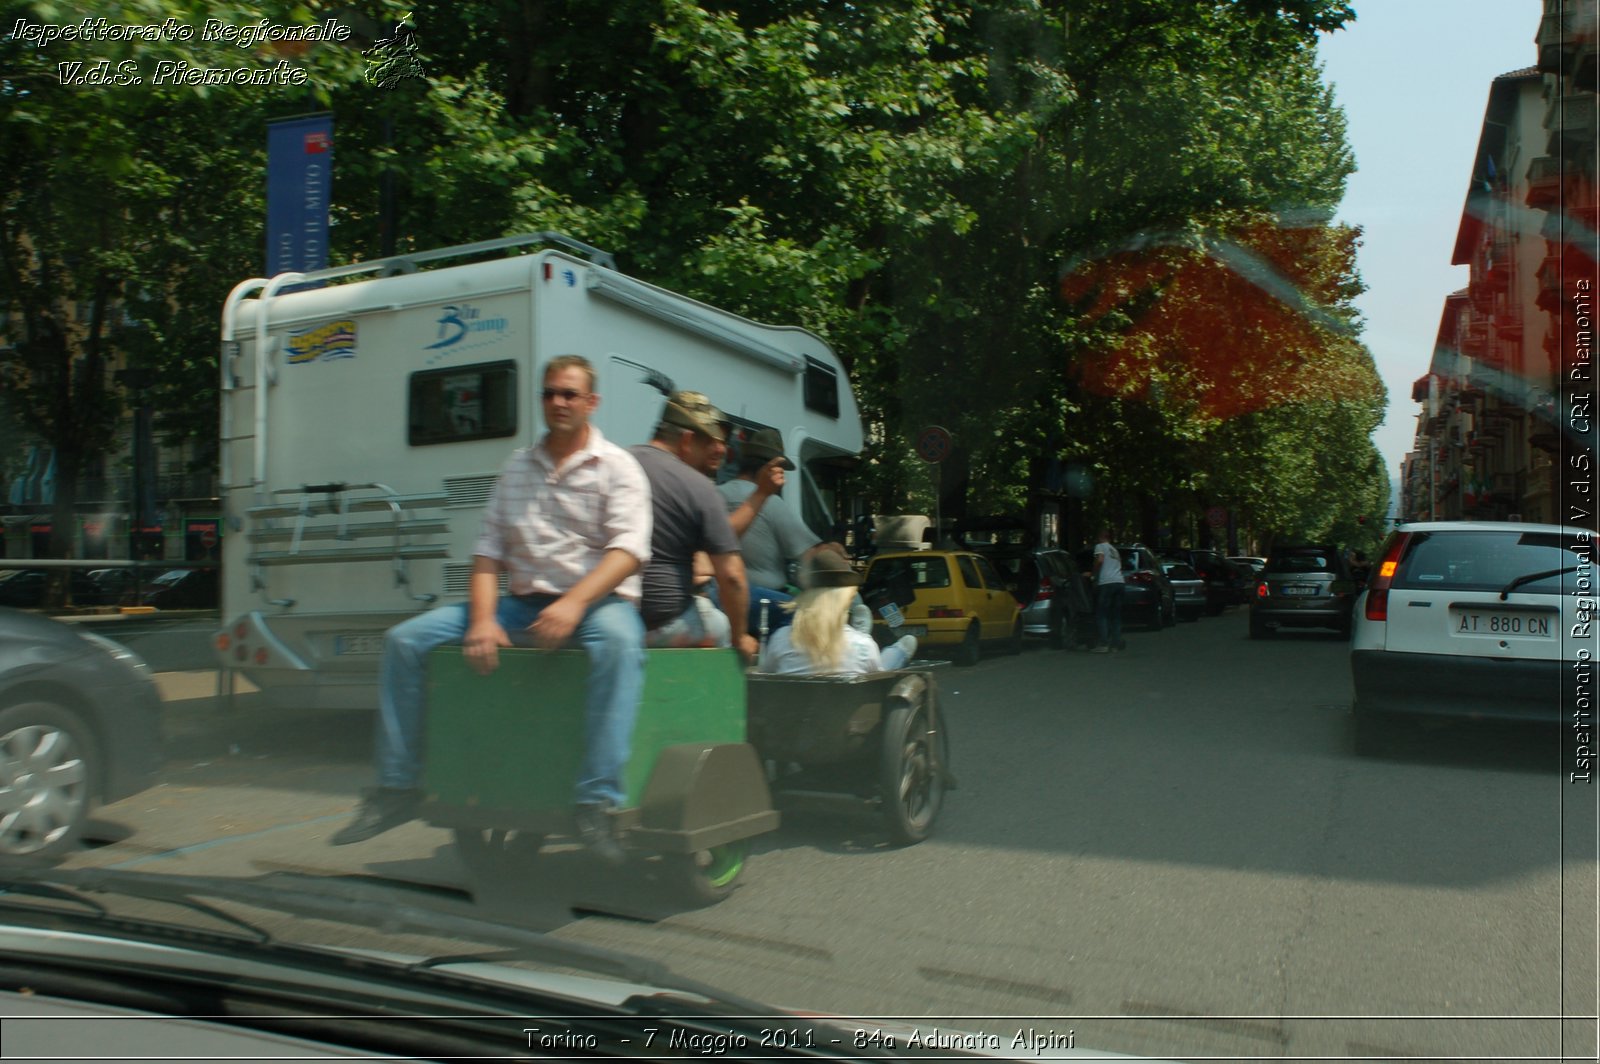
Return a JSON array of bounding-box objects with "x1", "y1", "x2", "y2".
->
[{"x1": 215, "y1": 233, "x2": 864, "y2": 707}]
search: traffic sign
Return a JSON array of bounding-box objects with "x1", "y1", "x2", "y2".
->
[
  {"x1": 916, "y1": 425, "x2": 953, "y2": 464},
  {"x1": 201, "y1": 528, "x2": 219, "y2": 549}
]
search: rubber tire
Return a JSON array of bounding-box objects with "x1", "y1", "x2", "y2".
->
[
  {"x1": 663, "y1": 840, "x2": 748, "y2": 907},
  {"x1": 880, "y1": 700, "x2": 947, "y2": 846},
  {"x1": 0, "y1": 701, "x2": 98, "y2": 861},
  {"x1": 953, "y1": 622, "x2": 981, "y2": 667}
]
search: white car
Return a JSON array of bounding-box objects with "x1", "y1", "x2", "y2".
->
[{"x1": 1350, "y1": 520, "x2": 1598, "y2": 746}]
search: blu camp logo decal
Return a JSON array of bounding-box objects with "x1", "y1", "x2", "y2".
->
[
  {"x1": 424, "y1": 303, "x2": 509, "y2": 363},
  {"x1": 286, "y1": 320, "x2": 357, "y2": 364}
]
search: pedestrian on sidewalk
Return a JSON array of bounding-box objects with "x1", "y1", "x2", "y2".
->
[{"x1": 1092, "y1": 529, "x2": 1126, "y2": 653}]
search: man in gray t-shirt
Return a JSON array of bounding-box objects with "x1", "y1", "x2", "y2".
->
[
  {"x1": 717, "y1": 428, "x2": 859, "y2": 636},
  {"x1": 631, "y1": 392, "x2": 756, "y2": 662}
]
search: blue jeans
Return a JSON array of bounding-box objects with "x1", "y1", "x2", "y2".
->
[
  {"x1": 646, "y1": 594, "x2": 732, "y2": 647},
  {"x1": 376, "y1": 594, "x2": 645, "y2": 805},
  {"x1": 1095, "y1": 582, "x2": 1125, "y2": 648}
]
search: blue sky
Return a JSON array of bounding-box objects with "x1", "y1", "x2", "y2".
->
[{"x1": 1317, "y1": 0, "x2": 1542, "y2": 488}]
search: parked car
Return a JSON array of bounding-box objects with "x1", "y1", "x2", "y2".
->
[
  {"x1": 1163, "y1": 548, "x2": 1247, "y2": 612},
  {"x1": 0, "y1": 608, "x2": 163, "y2": 857},
  {"x1": 1228, "y1": 555, "x2": 1267, "y2": 577},
  {"x1": 861, "y1": 549, "x2": 1022, "y2": 665},
  {"x1": 1351, "y1": 521, "x2": 1597, "y2": 749},
  {"x1": 1249, "y1": 544, "x2": 1359, "y2": 638},
  {"x1": 956, "y1": 543, "x2": 1094, "y2": 648},
  {"x1": 1074, "y1": 545, "x2": 1176, "y2": 631},
  {"x1": 0, "y1": 569, "x2": 101, "y2": 609},
  {"x1": 140, "y1": 567, "x2": 219, "y2": 610},
  {"x1": 85, "y1": 568, "x2": 146, "y2": 607},
  {"x1": 1160, "y1": 560, "x2": 1207, "y2": 621}
]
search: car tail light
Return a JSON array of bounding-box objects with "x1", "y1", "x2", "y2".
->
[
  {"x1": 1036, "y1": 578, "x2": 1054, "y2": 601},
  {"x1": 1364, "y1": 531, "x2": 1412, "y2": 622},
  {"x1": 1256, "y1": 582, "x2": 1268, "y2": 599},
  {"x1": 928, "y1": 606, "x2": 964, "y2": 618},
  {"x1": 1127, "y1": 571, "x2": 1153, "y2": 585}
]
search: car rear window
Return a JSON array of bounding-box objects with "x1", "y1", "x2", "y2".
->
[
  {"x1": 865, "y1": 555, "x2": 952, "y2": 591},
  {"x1": 1392, "y1": 530, "x2": 1590, "y2": 594},
  {"x1": 1164, "y1": 563, "x2": 1200, "y2": 580},
  {"x1": 1265, "y1": 549, "x2": 1338, "y2": 573}
]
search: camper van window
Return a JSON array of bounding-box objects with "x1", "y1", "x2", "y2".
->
[
  {"x1": 407, "y1": 361, "x2": 517, "y2": 446},
  {"x1": 803, "y1": 356, "x2": 839, "y2": 419},
  {"x1": 717, "y1": 419, "x2": 782, "y2": 486}
]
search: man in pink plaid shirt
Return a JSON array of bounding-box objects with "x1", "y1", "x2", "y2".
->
[{"x1": 332, "y1": 355, "x2": 650, "y2": 863}]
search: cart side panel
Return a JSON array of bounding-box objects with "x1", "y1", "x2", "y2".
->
[
  {"x1": 423, "y1": 649, "x2": 587, "y2": 811},
  {"x1": 423, "y1": 647, "x2": 746, "y2": 811},
  {"x1": 621, "y1": 649, "x2": 747, "y2": 804}
]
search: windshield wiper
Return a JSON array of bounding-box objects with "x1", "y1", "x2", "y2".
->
[
  {"x1": 1499, "y1": 565, "x2": 1579, "y2": 600},
  {"x1": 1, "y1": 867, "x2": 772, "y2": 1014}
]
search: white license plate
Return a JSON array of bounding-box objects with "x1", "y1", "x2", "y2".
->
[
  {"x1": 899, "y1": 624, "x2": 928, "y2": 638},
  {"x1": 878, "y1": 603, "x2": 906, "y2": 628},
  {"x1": 1450, "y1": 610, "x2": 1555, "y2": 638},
  {"x1": 335, "y1": 633, "x2": 385, "y2": 655},
  {"x1": 1281, "y1": 585, "x2": 1318, "y2": 596}
]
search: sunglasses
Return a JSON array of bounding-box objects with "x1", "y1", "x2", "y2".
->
[{"x1": 541, "y1": 388, "x2": 590, "y2": 402}]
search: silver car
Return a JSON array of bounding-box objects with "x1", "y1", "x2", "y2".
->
[{"x1": 1160, "y1": 561, "x2": 1207, "y2": 621}]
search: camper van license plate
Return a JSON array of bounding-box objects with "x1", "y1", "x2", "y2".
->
[{"x1": 335, "y1": 633, "x2": 385, "y2": 655}]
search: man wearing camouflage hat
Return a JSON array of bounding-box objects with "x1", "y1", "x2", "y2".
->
[{"x1": 629, "y1": 391, "x2": 757, "y2": 661}]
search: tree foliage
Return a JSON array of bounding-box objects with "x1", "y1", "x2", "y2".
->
[{"x1": 0, "y1": 0, "x2": 1385, "y2": 568}]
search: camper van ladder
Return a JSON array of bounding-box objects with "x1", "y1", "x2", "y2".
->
[{"x1": 245, "y1": 483, "x2": 450, "y2": 607}]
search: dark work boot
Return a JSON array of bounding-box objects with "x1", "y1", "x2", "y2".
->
[
  {"x1": 330, "y1": 787, "x2": 422, "y2": 846},
  {"x1": 573, "y1": 802, "x2": 626, "y2": 867}
]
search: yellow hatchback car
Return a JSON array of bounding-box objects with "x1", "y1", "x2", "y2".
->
[{"x1": 861, "y1": 549, "x2": 1023, "y2": 666}]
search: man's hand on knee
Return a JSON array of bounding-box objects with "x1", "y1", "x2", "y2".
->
[
  {"x1": 531, "y1": 596, "x2": 585, "y2": 649},
  {"x1": 464, "y1": 619, "x2": 512, "y2": 675}
]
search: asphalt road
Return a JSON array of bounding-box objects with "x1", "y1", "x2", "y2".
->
[{"x1": 64, "y1": 609, "x2": 1600, "y2": 1061}]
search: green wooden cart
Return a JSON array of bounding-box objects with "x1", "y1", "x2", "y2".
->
[
  {"x1": 419, "y1": 647, "x2": 955, "y2": 906},
  {"x1": 420, "y1": 647, "x2": 777, "y2": 906}
]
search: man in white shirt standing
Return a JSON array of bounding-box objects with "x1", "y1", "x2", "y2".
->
[
  {"x1": 332, "y1": 355, "x2": 652, "y2": 862},
  {"x1": 1092, "y1": 529, "x2": 1126, "y2": 654}
]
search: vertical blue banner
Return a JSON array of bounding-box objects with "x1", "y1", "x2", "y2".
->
[{"x1": 265, "y1": 113, "x2": 333, "y2": 282}]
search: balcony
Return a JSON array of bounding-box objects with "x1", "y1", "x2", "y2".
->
[
  {"x1": 1539, "y1": 10, "x2": 1577, "y2": 74},
  {"x1": 1525, "y1": 155, "x2": 1566, "y2": 210},
  {"x1": 1548, "y1": 94, "x2": 1598, "y2": 146}
]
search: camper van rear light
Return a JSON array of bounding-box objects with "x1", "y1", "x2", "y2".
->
[
  {"x1": 254, "y1": 648, "x2": 269, "y2": 666},
  {"x1": 928, "y1": 606, "x2": 963, "y2": 618},
  {"x1": 216, "y1": 633, "x2": 231, "y2": 652},
  {"x1": 234, "y1": 645, "x2": 248, "y2": 663},
  {"x1": 235, "y1": 622, "x2": 248, "y2": 640}
]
